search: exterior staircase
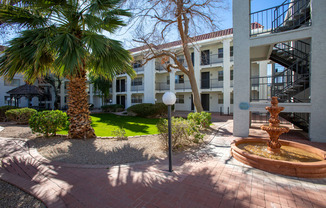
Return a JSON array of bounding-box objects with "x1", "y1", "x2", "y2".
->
[{"x1": 272, "y1": 0, "x2": 311, "y2": 33}]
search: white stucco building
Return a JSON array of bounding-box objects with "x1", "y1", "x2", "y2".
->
[
  {"x1": 111, "y1": 28, "x2": 269, "y2": 115},
  {"x1": 233, "y1": 0, "x2": 326, "y2": 142}
]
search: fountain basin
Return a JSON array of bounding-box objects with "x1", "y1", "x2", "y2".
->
[{"x1": 231, "y1": 138, "x2": 326, "y2": 178}]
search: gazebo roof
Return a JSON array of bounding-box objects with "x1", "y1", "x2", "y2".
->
[{"x1": 6, "y1": 84, "x2": 44, "y2": 96}]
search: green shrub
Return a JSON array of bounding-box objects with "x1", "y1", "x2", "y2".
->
[
  {"x1": 0, "y1": 106, "x2": 18, "y2": 122},
  {"x1": 101, "y1": 104, "x2": 124, "y2": 112},
  {"x1": 5, "y1": 108, "x2": 37, "y2": 124},
  {"x1": 111, "y1": 127, "x2": 127, "y2": 140},
  {"x1": 127, "y1": 103, "x2": 167, "y2": 118},
  {"x1": 157, "y1": 117, "x2": 203, "y2": 151},
  {"x1": 187, "y1": 111, "x2": 212, "y2": 129},
  {"x1": 29, "y1": 110, "x2": 69, "y2": 137}
]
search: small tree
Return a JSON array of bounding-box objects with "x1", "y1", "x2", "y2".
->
[
  {"x1": 125, "y1": 0, "x2": 227, "y2": 112},
  {"x1": 89, "y1": 75, "x2": 112, "y2": 106}
]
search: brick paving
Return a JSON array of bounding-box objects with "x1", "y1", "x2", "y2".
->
[{"x1": 0, "y1": 121, "x2": 326, "y2": 208}]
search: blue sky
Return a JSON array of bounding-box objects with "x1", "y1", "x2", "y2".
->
[
  {"x1": 109, "y1": 0, "x2": 287, "y2": 49},
  {"x1": 1, "y1": 0, "x2": 287, "y2": 48}
]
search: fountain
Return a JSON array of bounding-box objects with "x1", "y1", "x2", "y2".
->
[
  {"x1": 231, "y1": 97, "x2": 326, "y2": 178},
  {"x1": 260, "y1": 97, "x2": 289, "y2": 153}
]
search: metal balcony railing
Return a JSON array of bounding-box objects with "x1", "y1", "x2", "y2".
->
[
  {"x1": 201, "y1": 54, "x2": 223, "y2": 65},
  {"x1": 155, "y1": 82, "x2": 170, "y2": 91},
  {"x1": 250, "y1": 0, "x2": 311, "y2": 36},
  {"x1": 175, "y1": 80, "x2": 192, "y2": 91},
  {"x1": 134, "y1": 66, "x2": 144, "y2": 73},
  {"x1": 200, "y1": 79, "x2": 223, "y2": 89},
  {"x1": 131, "y1": 85, "x2": 144, "y2": 92}
]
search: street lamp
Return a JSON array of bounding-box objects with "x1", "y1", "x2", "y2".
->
[{"x1": 162, "y1": 91, "x2": 176, "y2": 172}]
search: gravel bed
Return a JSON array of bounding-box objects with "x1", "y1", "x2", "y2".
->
[
  {"x1": 0, "y1": 122, "x2": 35, "y2": 139},
  {"x1": 29, "y1": 135, "x2": 166, "y2": 165},
  {"x1": 0, "y1": 180, "x2": 46, "y2": 208}
]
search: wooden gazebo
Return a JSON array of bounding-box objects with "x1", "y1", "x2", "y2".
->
[{"x1": 6, "y1": 84, "x2": 45, "y2": 107}]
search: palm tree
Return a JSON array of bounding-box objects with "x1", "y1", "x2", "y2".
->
[{"x1": 0, "y1": 0, "x2": 135, "y2": 139}]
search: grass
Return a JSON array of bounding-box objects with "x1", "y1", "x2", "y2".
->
[{"x1": 57, "y1": 113, "x2": 160, "y2": 137}]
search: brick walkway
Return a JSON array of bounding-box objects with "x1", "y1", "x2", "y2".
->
[{"x1": 0, "y1": 121, "x2": 326, "y2": 208}]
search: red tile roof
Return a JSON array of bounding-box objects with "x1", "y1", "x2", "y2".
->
[{"x1": 129, "y1": 23, "x2": 263, "y2": 53}]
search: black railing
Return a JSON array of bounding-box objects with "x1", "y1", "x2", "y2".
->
[
  {"x1": 134, "y1": 66, "x2": 144, "y2": 73},
  {"x1": 155, "y1": 82, "x2": 170, "y2": 91},
  {"x1": 201, "y1": 54, "x2": 223, "y2": 65},
  {"x1": 155, "y1": 63, "x2": 166, "y2": 72},
  {"x1": 250, "y1": 0, "x2": 311, "y2": 36},
  {"x1": 131, "y1": 85, "x2": 144, "y2": 92},
  {"x1": 175, "y1": 80, "x2": 192, "y2": 90},
  {"x1": 273, "y1": 41, "x2": 309, "y2": 63},
  {"x1": 201, "y1": 79, "x2": 223, "y2": 89}
]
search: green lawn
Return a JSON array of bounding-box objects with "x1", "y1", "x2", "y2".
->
[{"x1": 57, "y1": 113, "x2": 160, "y2": 137}]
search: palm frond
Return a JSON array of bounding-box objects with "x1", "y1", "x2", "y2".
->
[{"x1": 83, "y1": 32, "x2": 135, "y2": 80}]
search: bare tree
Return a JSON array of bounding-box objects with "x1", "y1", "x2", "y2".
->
[{"x1": 125, "y1": 0, "x2": 227, "y2": 112}]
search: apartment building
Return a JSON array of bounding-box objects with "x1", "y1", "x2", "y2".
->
[
  {"x1": 111, "y1": 27, "x2": 269, "y2": 115},
  {"x1": 0, "y1": 74, "x2": 104, "y2": 110},
  {"x1": 233, "y1": 0, "x2": 326, "y2": 142}
]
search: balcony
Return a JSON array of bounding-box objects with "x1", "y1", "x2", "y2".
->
[
  {"x1": 155, "y1": 82, "x2": 170, "y2": 91},
  {"x1": 155, "y1": 63, "x2": 166, "y2": 72},
  {"x1": 134, "y1": 66, "x2": 144, "y2": 73},
  {"x1": 175, "y1": 80, "x2": 191, "y2": 91},
  {"x1": 201, "y1": 54, "x2": 223, "y2": 66},
  {"x1": 201, "y1": 79, "x2": 223, "y2": 89},
  {"x1": 250, "y1": 0, "x2": 311, "y2": 36},
  {"x1": 131, "y1": 85, "x2": 144, "y2": 92}
]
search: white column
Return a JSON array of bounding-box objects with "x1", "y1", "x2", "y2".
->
[
  {"x1": 309, "y1": 0, "x2": 326, "y2": 142},
  {"x1": 126, "y1": 76, "x2": 131, "y2": 108},
  {"x1": 89, "y1": 83, "x2": 93, "y2": 104},
  {"x1": 233, "y1": 0, "x2": 250, "y2": 137},
  {"x1": 223, "y1": 39, "x2": 231, "y2": 114},
  {"x1": 60, "y1": 80, "x2": 65, "y2": 109},
  {"x1": 169, "y1": 58, "x2": 176, "y2": 92},
  {"x1": 112, "y1": 78, "x2": 116, "y2": 104},
  {"x1": 144, "y1": 59, "x2": 156, "y2": 103},
  {"x1": 193, "y1": 47, "x2": 201, "y2": 112},
  {"x1": 258, "y1": 61, "x2": 269, "y2": 101},
  {"x1": 194, "y1": 47, "x2": 201, "y2": 92}
]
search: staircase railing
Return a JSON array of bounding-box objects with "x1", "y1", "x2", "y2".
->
[
  {"x1": 250, "y1": 0, "x2": 311, "y2": 36},
  {"x1": 273, "y1": 41, "x2": 309, "y2": 63},
  {"x1": 273, "y1": 0, "x2": 311, "y2": 33}
]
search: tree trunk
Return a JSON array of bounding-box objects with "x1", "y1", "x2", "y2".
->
[
  {"x1": 188, "y1": 69, "x2": 203, "y2": 112},
  {"x1": 67, "y1": 70, "x2": 96, "y2": 139}
]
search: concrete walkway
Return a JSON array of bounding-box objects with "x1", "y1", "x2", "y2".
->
[{"x1": 0, "y1": 122, "x2": 326, "y2": 208}]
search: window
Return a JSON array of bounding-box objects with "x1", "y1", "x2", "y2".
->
[
  {"x1": 131, "y1": 77, "x2": 142, "y2": 86},
  {"x1": 218, "y1": 71, "x2": 223, "y2": 81},
  {"x1": 201, "y1": 50, "x2": 210, "y2": 65},
  {"x1": 116, "y1": 79, "x2": 126, "y2": 92},
  {"x1": 167, "y1": 76, "x2": 170, "y2": 84},
  {"x1": 230, "y1": 46, "x2": 233, "y2": 57},
  {"x1": 4, "y1": 79, "x2": 20, "y2": 87},
  {"x1": 191, "y1": 52, "x2": 194, "y2": 66},
  {"x1": 133, "y1": 60, "x2": 142, "y2": 69},
  {"x1": 230, "y1": 70, "x2": 234, "y2": 80},
  {"x1": 176, "y1": 95, "x2": 184, "y2": 104},
  {"x1": 131, "y1": 95, "x2": 142, "y2": 103},
  {"x1": 230, "y1": 93, "x2": 234, "y2": 104},
  {"x1": 4, "y1": 96, "x2": 11, "y2": 105},
  {"x1": 175, "y1": 75, "x2": 184, "y2": 84},
  {"x1": 218, "y1": 93, "x2": 223, "y2": 104},
  {"x1": 218, "y1": 48, "x2": 223, "y2": 58}
]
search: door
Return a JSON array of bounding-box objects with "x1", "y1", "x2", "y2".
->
[
  {"x1": 191, "y1": 94, "x2": 194, "y2": 111},
  {"x1": 121, "y1": 79, "x2": 126, "y2": 92},
  {"x1": 201, "y1": 94, "x2": 210, "y2": 111},
  {"x1": 201, "y1": 72, "x2": 210, "y2": 89},
  {"x1": 120, "y1": 95, "x2": 126, "y2": 108}
]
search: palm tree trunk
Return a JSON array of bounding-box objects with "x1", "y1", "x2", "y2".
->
[{"x1": 67, "y1": 70, "x2": 96, "y2": 139}]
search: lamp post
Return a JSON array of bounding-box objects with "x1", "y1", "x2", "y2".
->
[{"x1": 162, "y1": 91, "x2": 176, "y2": 172}]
